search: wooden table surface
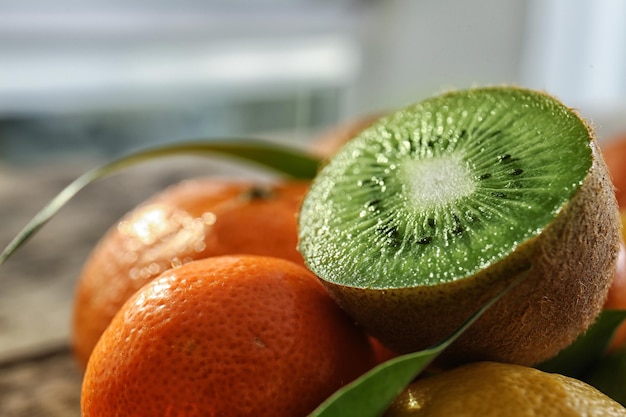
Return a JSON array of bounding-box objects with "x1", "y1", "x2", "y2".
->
[{"x1": 0, "y1": 154, "x2": 281, "y2": 416}]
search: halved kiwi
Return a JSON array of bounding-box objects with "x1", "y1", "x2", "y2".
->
[{"x1": 298, "y1": 87, "x2": 620, "y2": 366}]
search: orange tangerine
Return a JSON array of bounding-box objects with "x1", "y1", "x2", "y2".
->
[
  {"x1": 81, "y1": 255, "x2": 377, "y2": 417},
  {"x1": 384, "y1": 361, "x2": 626, "y2": 416}
]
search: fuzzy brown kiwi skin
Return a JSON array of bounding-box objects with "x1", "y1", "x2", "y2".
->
[{"x1": 317, "y1": 132, "x2": 620, "y2": 367}]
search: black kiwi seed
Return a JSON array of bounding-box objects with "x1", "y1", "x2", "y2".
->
[
  {"x1": 377, "y1": 222, "x2": 397, "y2": 238},
  {"x1": 498, "y1": 154, "x2": 518, "y2": 163},
  {"x1": 451, "y1": 214, "x2": 464, "y2": 235},
  {"x1": 377, "y1": 223, "x2": 402, "y2": 248}
]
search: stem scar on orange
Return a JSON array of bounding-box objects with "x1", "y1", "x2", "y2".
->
[
  {"x1": 81, "y1": 255, "x2": 377, "y2": 417},
  {"x1": 72, "y1": 178, "x2": 309, "y2": 369}
]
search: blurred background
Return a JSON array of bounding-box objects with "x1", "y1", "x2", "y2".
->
[
  {"x1": 0, "y1": 0, "x2": 625, "y2": 414},
  {"x1": 1, "y1": 0, "x2": 625, "y2": 164}
]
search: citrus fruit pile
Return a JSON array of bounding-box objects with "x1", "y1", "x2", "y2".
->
[
  {"x1": 15, "y1": 87, "x2": 626, "y2": 415},
  {"x1": 72, "y1": 179, "x2": 310, "y2": 368}
]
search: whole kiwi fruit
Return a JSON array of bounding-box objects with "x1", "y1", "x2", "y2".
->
[{"x1": 297, "y1": 86, "x2": 620, "y2": 366}]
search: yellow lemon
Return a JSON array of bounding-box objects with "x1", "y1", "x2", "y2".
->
[{"x1": 384, "y1": 362, "x2": 626, "y2": 417}]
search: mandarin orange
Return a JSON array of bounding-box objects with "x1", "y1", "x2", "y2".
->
[
  {"x1": 383, "y1": 361, "x2": 626, "y2": 416},
  {"x1": 72, "y1": 178, "x2": 309, "y2": 368},
  {"x1": 81, "y1": 255, "x2": 377, "y2": 417}
]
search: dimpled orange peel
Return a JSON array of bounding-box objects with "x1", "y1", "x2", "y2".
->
[
  {"x1": 384, "y1": 361, "x2": 626, "y2": 416},
  {"x1": 81, "y1": 255, "x2": 377, "y2": 417}
]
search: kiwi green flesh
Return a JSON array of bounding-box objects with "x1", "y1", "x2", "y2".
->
[
  {"x1": 310, "y1": 139, "x2": 620, "y2": 365},
  {"x1": 298, "y1": 87, "x2": 593, "y2": 289}
]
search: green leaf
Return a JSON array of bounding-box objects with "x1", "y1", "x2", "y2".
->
[
  {"x1": 536, "y1": 309, "x2": 626, "y2": 378},
  {"x1": 0, "y1": 139, "x2": 320, "y2": 267},
  {"x1": 307, "y1": 272, "x2": 526, "y2": 417}
]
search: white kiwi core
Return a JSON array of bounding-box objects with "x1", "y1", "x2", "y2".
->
[{"x1": 402, "y1": 154, "x2": 476, "y2": 210}]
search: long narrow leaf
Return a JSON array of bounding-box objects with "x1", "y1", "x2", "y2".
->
[
  {"x1": 308, "y1": 272, "x2": 527, "y2": 417},
  {"x1": 0, "y1": 139, "x2": 320, "y2": 267}
]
